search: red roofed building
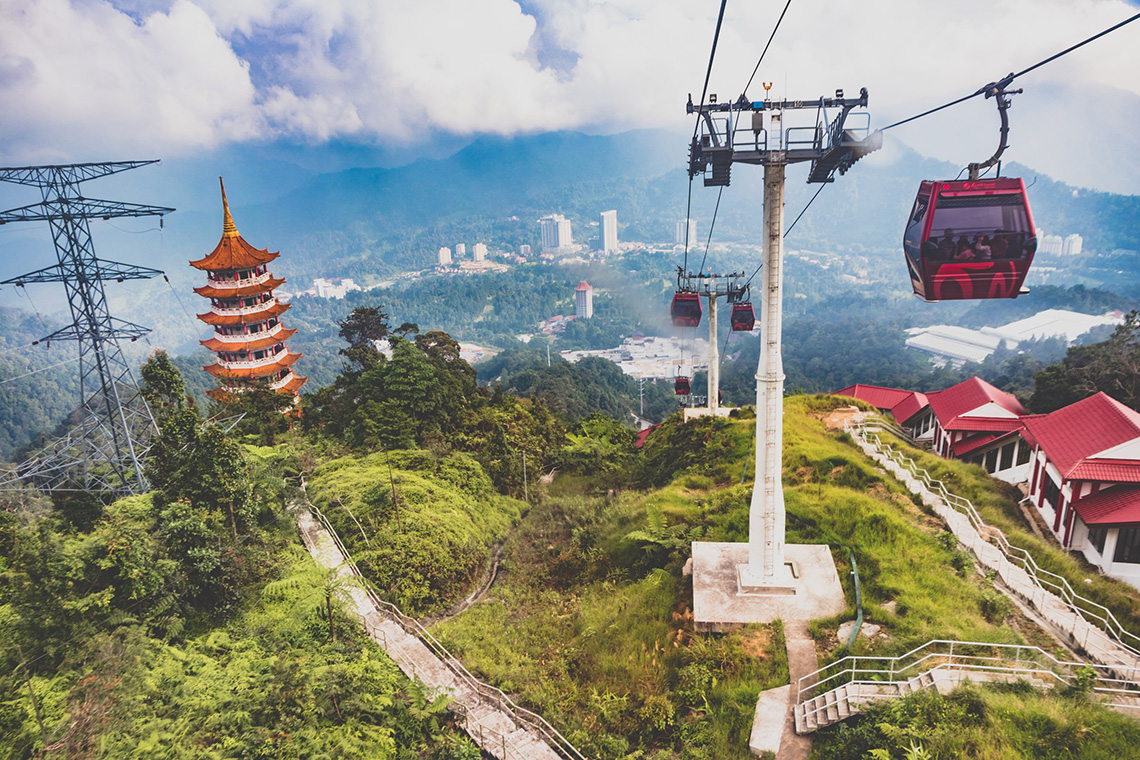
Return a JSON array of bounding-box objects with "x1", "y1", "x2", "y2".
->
[
  {"x1": 834, "y1": 383, "x2": 935, "y2": 441},
  {"x1": 192, "y1": 179, "x2": 305, "y2": 401},
  {"x1": 1021, "y1": 392, "x2": 1140, "y2": 587},
  {"x1": 927, "y1": 377, "x2": 1035, "y2": 483}
]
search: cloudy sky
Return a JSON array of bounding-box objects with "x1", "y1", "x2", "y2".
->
[{"x1": 2, "y1": 0, "x2": 1139, "y2": 192}]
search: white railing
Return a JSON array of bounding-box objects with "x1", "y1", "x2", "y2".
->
[
  {"x1": 205, "y1": 301, "x2": 280, "y2": 318},
  {"x1": 213, "y1": 349, "x2": 290, "y2": 371},
  {"x1": 211, "y1": 323, "x2": 285, "y2": 345},
  {"x1": 797, "y1": 639, "x2": 1140, "y2": 724},
  {"x1": 848, "y1": 419, "x2": 1140, "y2": 662},
  {"x1": 295, "y1": 485, "x2": 588, "y2": 760},
  {"x1": 206, "y1": 270, "x2": 273, "y2": 289}
]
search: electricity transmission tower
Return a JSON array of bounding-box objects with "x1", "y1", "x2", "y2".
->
[{"x1": 0, "y1": 161, "x2": 174, "y2": 498}]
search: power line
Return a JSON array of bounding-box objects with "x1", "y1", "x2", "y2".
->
[
  {"x1": 743, "y1": 0, "x2": 793, "y2": 97},
  {"x1": 0, "y1": 356, "x2": 80, "y2": 385},
  {"x1": 881, "y1": 11, "x2": 1140, "y2": 132}
]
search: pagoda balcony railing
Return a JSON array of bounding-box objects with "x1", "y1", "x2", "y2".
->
[
  {"x1": 269, "y1": 371, "x2": 297, "y2": 390},
  {"x1": 215, "y1": 350, "x2": 290, "y2": 371},
  {"x1": 206, "y1": 270, "x2": 271, "y2": 288},
  {"x1": 207, "y1": 301, "x2": 280, "y2": 318},
  {"x1": 213, "y1": 323, "x2": 285, "y2": 344}
]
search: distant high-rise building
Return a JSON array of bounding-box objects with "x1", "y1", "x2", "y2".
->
[
  {"x1": 438, "y1": 246, "x2": 453, "y2": 266},
  {"x1": 600, "y1": 210, "x2": 618, "y2": 253},
  {"x1": 539, "y1": 214, "x2": 573, "y2": 252},
  {"x1": 575, "y1": 280, "x2": 594, "y2": 319},
  {"x1": 675, "y1": 218, "x2": 697, "y2": 246},
  {"x1": 455, "y1": 243, "x2": 466, "y2": 258},
  {"x1": 520, "y1": 244, "x2": 532, "y2": 257},
  {"x1": 1040, "y1": 235, "x2": 1064, "y2": 256},
  {"x1": 1063, "y1": 233, "x2": 1083, "y2": 256},
  {"x1": 473, "y1": 243, "x2": 487, "y2": 262}
]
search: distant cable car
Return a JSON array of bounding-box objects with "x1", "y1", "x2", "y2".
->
[
  {"x1": 902, "y1": 77, "x2": 1036, "y2": 301},
  {"x1": 730, "y1": 301, "x2": 755, "y2": 331},
  {"x1": 902, "y1": 177, "x2": 1036, "y2": 301},
  {"x1": 674, "y1": 376, "x2": 691, "y2": 395},
  {"x1": 671, "y1": 291, "x2": 702, "y2": 327}
]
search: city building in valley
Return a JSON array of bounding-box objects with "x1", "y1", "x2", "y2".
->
[
  {"x1": 455, "y1": 243, "x2": 466, "y2": 258},
  {"x1": 676, "y1": 218, "x2": 697, "y2": 246},
  {"x1": 1063, "y1": 233, "x2": 1083, "y2": 256},
  {"x1": 438, "y1": 246, "x2": 453, "y2": 266},
  {"x1": 192, "y1": 179, "x2": 305, "y2": 401},
  {"x1": 520, "y1": 244, "x2": 532, "y2": 257},
  {"x1": 539, "y1": 214, "x2": 573, "y2": 252},
  {"x1": 600, "y1": 210, "x2": 618, "y2": 253},
  {"x1": 473, "y1": 243, "x2": 487, "y2": 262},
  {"x1": 575, "y1": 280, "x2": 594, "y2": 318}
]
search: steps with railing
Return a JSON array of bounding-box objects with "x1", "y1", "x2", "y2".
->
[
  {"x1": 847, "y1": 418, "x2": 1140, "y2": 672},
  {"x1": 795, "y1": 639, "x2": 1140, "y2": 734},
  {"x1": 291, "y1": 485, "x2": 587, "y2": 760}
]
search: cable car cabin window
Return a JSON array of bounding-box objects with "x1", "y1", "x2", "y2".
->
[{"x1": 929, "y1": 194, "x2": 1032, "y2": 261}]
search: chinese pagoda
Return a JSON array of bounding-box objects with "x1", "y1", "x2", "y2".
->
[{"x1": 191, "y1": 179, "x2": 305, "y2": 401}]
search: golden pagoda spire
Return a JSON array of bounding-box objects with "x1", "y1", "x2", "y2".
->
[{"x1": 219, "y1": 177, "x2": 239, "y2": 238}]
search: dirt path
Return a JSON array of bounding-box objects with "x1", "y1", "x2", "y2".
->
[{"x1": 421, "y1": 542, "x2": 504, "y2": 626}]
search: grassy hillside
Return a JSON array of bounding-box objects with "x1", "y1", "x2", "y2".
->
[
  {"x1": 427, "y1": 396, "x2": 1134, "y2": 759},
  {"x1": 305, "y1": 450, "x2": 524, "y2": 615}
]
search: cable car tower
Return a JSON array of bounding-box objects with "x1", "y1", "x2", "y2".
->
[
  {"x1": 670, "y1": 267, "x2": 753, "y2": 416},
  {"x1": 0, "y1": 161, "x2": 174, "y2": 498},
  {"x1": 688, "y1": 87, "x2": 882, "y2": 618}
]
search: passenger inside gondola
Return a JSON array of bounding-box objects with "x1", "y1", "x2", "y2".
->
[{"x1": 937, "y1": 230, "x2": 956, "y2": 260}]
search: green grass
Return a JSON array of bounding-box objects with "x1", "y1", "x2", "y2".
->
[
  {"x1": 306, "y1": 450, "x2": 524, "y2": 614},
  {"x1": 874, "y1": 427, "x2": 1140, "y2": 638},
  {"x1": 812, "y1": 681, "x2": 1140, "y2": 760}
]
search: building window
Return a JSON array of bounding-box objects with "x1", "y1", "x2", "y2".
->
[
  {"x1": 1043, "y1": 477, "x2": 1061, "y2": 509},
  {"x1": 985, "y1": 449, "x2": 999, "y2": 473},
  {"x1": 1017, "y1": 443, "x2": 1031, "y2": 466},
  {"x1": 1089, "y1": 526, "x2": 1107, "y2": 555},
  {"x1": 1000, "y1": 442, "x2": 1015, "y2": 471},
  {"x1": 1114, "y1": 527, "x2": 1140, "y2": 564}
]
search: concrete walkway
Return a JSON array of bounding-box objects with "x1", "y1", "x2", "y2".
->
[
  {"x1": 294, "y1": 504, "x2": 565, "y2": 760},
  {"x1": 850, "y1": 424, "x2": 1140, "y2": 680},
  {"x1": 750, "y1": 620, "x2": 818, "y2": 759}
]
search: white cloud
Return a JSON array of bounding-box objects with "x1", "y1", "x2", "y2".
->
[{"x1": 1, "y1": 0, "x2": 1138, "y2": 190}]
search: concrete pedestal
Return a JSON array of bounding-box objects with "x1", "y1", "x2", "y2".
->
[{"x1": 691, "y1": 542, "x2": 846, "y2": 632}]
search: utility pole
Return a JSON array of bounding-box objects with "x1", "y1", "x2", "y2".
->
[
  {"x1": 0, "y1": 161, "x2": 173, "y2": 498},
  {"x1": 688, "y1": 88, "x2": 881, "y2": 596}
]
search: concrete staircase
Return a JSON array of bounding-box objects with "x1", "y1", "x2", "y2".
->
[{"x1": 795, "y1": 671, "x2": 937, "y2": 734}]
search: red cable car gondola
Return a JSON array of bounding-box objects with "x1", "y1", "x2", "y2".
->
[
  {"x1": 903, "y1": 177, "x2": 1036, "y2": 301},
  {"x1": 671, "y1": 291, "x2": 702, "y2": 327},
  {"x1": 730, "y1": 301, "x2": 755, "y2": 331},
  {"x1": 674, "y1": 376, "x2": 691, "y2": 395},
  {"x1": 902, "y1": 77, "x2": 1036, "y2": 302}
]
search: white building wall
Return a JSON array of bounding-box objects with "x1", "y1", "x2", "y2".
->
[{"x1": 600, "y1": 210, "x2": 618, "y2": 253}]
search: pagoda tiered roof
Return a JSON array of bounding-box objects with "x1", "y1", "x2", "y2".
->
[
  {"x1": 203, "y1": 350, "x2": 302, "y2": 380},
  {"x1": 189, "y1": 180, "x2": 280, "y2": 271},
  {"x1": 197, "y1": 301, "x2": 291, "y2": 326},
  {"x1": 193, "y1": 276, "x2": 285, "y2": 299},
  {"x1": 200, "y1": 327, "x2": 297, "y2": 353}
]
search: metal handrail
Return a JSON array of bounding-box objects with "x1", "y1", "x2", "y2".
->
[
  {"x1": 798, "y1": 638, "x2": 1140, "y2": 715},
  {"x1": 296, "y1": 487, "x2": 588, "y2": 760},
  {"x1": 847, "y1": 419, "x2": 1140, "y2": 660}
]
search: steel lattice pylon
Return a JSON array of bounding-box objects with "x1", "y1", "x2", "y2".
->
[{"x1": 0, "y1": 161, "x2": 174, "y2": 498}]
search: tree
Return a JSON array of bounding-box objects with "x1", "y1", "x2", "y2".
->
[
  {"x1": 264, "y1": 548, "x2": 365, "y2": 643},
  {"x1": 337, "y1": 305, "x2": 390, "y2": 371},
  {"x1": 1030, "y1": 311, "x2": 1140, "y2": 412},
  {"x1": 140, "y1": 350, "x2": 185, "y2": 419}
]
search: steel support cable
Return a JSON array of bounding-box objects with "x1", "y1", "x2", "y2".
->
[
  {"x1": 881, "y1": 11, "x2": 1140, "y2": 132},
  {"x1": 683, "y1": 0, "x2": 730, "y2": 272},
  {"x1": 697, "y1": 186, "x2": 724, "y2": 274},
  {"x1": 742, "y1": 0, "x2": 794, "y2": 97},
  {"x1": 740, "y1": 182, "x2": 825, "y2": 290}
]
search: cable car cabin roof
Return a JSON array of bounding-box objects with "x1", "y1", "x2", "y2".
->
[{"x1": 671, "y1": 292, "x2": 702, "y2": 327}]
